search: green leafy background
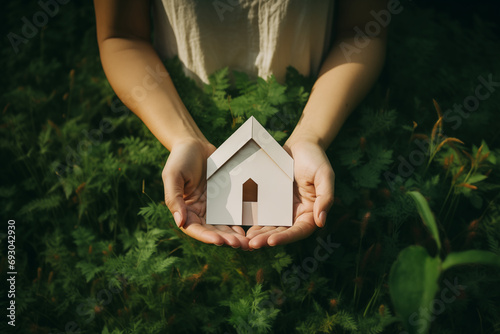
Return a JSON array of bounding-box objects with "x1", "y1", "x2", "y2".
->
[{"x1": 1, "y1": 1, "x2": 500, "y2": 333}]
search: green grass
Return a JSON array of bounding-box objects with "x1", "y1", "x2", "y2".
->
[{"x1": 1, "y1": 2, "x2": 500, "y2": 333}]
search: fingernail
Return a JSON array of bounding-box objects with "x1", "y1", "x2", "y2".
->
[
  {"x1": 319, "y1": 211, "x2": 327, "y2": 227},
  {"x1": 173, "y1": 212, "x2": 181, "y2": 227}
]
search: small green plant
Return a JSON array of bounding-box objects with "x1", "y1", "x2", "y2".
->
[
  {"x1": 389, "y1": 191, "x2": 500, "y2": 334},
  {"x1": 1, "y1": 2, "x2": 499, "y2": 334}
]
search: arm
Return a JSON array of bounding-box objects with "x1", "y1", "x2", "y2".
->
[
  {"x1": 94, "y1": 1, "x2": 250, "y2": 249},
  {"x1": 247, "y1": 0, "x2": 389, "y2": 247},
  {"x1": 93, "y1": 0, "x2": 206, "y2": 150},
  {"x1": 287, "y1": 0, "x2": 388, "y2": 150}
]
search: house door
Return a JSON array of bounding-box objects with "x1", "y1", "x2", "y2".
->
[{"x1": 242, "y1": 178, "x2": 258, "y2": 226}]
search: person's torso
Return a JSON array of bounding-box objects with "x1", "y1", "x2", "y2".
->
[{"x1": 153, "y1": 0, "x2": 335, "y2": 85}]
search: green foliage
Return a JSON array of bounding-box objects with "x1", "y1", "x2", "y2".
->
[
  {"x1": 442, "y1": 250, "x2": 500, "y2": 270},
  {"x1": 227, "y1": 285, "x2": 280, "y2": 334},
  {"x1": 1, "y1": 2, "x2": 500, "y2": 334},
  {"x1": 389, "y1": 194, "x2": 500, "y2": 334},
  {"x1": 271, "y1": 252, "x2": 293, "y2": 274},
  {"x1": 407, "y1": 191, "x2": 442, "y2": 251},
  {"x1": 389, "y1": 246, "x2": 441, "y2": 334},
  {"x1": 296, "y1": 306, "x2": 359, "y2": 333}
]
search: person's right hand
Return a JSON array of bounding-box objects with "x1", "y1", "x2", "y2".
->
[{"x1": 162, "y1": 139, "x2": 251, "y2": 250}]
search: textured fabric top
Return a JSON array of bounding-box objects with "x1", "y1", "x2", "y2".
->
[{"x1": 152, "y1": 0, "x2": 335, "y2": 85}]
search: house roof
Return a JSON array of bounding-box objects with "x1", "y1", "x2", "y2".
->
[{"x1": 207, "y1": 116, "x2": 294, "y2": 180}]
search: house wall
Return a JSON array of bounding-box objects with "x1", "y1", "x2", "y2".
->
[{"x1": 206, "y1": 140, "x2": 293, "y2": 226}]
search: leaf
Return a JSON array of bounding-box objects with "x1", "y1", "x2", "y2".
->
[
  {"x1": 359, "y1": 109, "x2": 398, "y2": 136},
  {"x1": 102, "y1": 326, "x2": 124, "y2": 334},
  {"x1": 407, "y1": 191, "x2": 442, "y2": 251},
  {"x1": 18, "y1": 194, "x2": 62, "y2": 215},
  {"x1": 469, "y1": 193, "x2": 483, "y2": 209},
  {"x1": 76, "y1": 261, "x2": 102, "y2": 282},
  {"x1": 442, "y1": 250, "x2": 500, "y2": 271},
  {"x1": 486, "y1": 234, "x2": 500, "y2": 255},
  {"x1": 268, "y1": 130, "x2": 288, "y2": 143},
  {"x1": 335, "y1": 310, "x2": 359, "y2": 331},
  {"x1": 262, "y1": 76, "x2": 287, "y2": 105},
  {"x1": 233, "y1": 71, "x2": 253, "y2": 93},
  {"x1": 467, "y1": 174, "x2": 487, "y2": 184},
  {"x1": 230, "y1": 95, "x2": 252, "y2": 118},
  {"x1": 152, "y1": 257, "x2": 178, "y2": 274},
  {"x1": 0, "y1": 186, "x2": 16, "y2": 197},
  {"x1": 389, "y1": 246, "x2": 441, "y2": 334},
  {"x1": 486, "y1": 150, "x2": 497, "y2": 164},
  {"x1": 272, "y1": 252, "x2": 293, "y2": 274},
  {"x1": 249, "y1": 103, "x2": 279, "y2": 126},
  {"x1": 228, "y1": 284, "x2": 280, "y2": 333},
  {"x1": 339, "y1": 149, "x2": 364, "y2": 168},
  {"x1": 351, "y1": 165, "x2": 381, "y2": 189},
  {"x1": 206, "y1": 67, "x2": 230, "y2": 93},
  {"x1": 402, "y1": 124, "x2": 415, "y2": 132},
  {"x1": 367, "y1": 146, "x2": 393, "y2": 167}
]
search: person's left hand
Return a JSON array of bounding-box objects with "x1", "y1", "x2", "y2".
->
[{"x1": 246, "y1": 140, "x2": 335, "y2": 248}]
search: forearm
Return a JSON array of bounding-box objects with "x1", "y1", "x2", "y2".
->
[
  {"x1": 287, "y1": 34, "x2": 387, "y2": 150},
  {"x1": 98, "y1": 38, "x2": 207, "y2": 151}
]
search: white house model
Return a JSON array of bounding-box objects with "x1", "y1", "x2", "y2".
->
[{"x1": 206, "y1": 116, "x2": 293, "y2": 226}]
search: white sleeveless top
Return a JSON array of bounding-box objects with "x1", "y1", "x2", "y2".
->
[{"x1": 152, "y1": 0, "x2": 335, "y2": 85}]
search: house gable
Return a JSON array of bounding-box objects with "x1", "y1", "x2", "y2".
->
[
  {"x1": 206, "y1": 116, "x2": 293, "y2": 226},
  {"x1": 206, "y1": 139, "x2": 292, "y2": 226},
  {"x1": 206, "y1": 116, "x2": 293, "y2": 181}
]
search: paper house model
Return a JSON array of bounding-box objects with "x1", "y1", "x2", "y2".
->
[{"x1": 206, "y1": 116, "x2": 293, "y2": 226}]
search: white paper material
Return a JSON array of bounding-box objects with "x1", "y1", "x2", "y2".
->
[{"x1": 206, "y1": 117, "x2": 293, "y2": 226}]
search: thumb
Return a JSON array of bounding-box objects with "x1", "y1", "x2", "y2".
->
[
  {"x1": 163, "y1": 169, "x2": 187, "y2": 228},
  {"x1": 313, "y1": 166, "x2": 335, "y2": 228}
]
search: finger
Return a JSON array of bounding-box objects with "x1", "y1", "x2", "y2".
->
[
  {"x1": 246, "y1": 226, "x2": 276, "y2": 239},
  {"x1": 227, "y1": 233, "x2": 251, "y2": 250},
  {"x1": 163, "y1": 168, "x2": 187, "y2": 228},
  {"x1": 214, "y1": 226, "x2": 250, "y2": 250},
  {"x1": 248, "y1": 227, "x2": 288, "y2": 249},
  {"x1": 267, "y1": 215, "x2": 316, "y2": 246},
  {"x1": 230, "y1": 227, "x2": 252, "y2": 250},
  {"x1": 313, "y1": 167, "x2": 335, "y2": 228},
  {"x1": 181, "y1": 223, "x2": 226, "y2": 245},
  {"x1": 235, "y1": 235, "x2": 251, "y2": 251},
  {"x1": 230, "y1": 225, "x2": 246, "y2": 236}
]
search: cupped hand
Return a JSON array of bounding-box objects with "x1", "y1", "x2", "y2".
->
[
  {"x1": 246, "y1": 140, "x2": 335, "y2": 248},
  {"x1": 162, "y1": 139, "x2": 251, "y2": 250}
]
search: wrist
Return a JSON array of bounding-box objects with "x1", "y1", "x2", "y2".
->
[
  {"x1": 284, "y1": 135, "x2": 325, "y2": 159},
  {"x1": 162, "y1": 113, "x2": 210, "y2": 152},
  {"x1": 171, "y1": 136, "x2": 215, "y2": 157},
  {"x1": 171, "y1": 134, "x2": 209, "y2": 148},
  {"x1": 285, "y1": 130, "x2": 324, "y2": 153}
]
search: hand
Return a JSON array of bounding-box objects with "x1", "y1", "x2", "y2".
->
[
  {"x1": 246, "y1": 140, "x2": 335, "y2": 248},
  {"x1": 162, "y1": 139, "x2": 251, "y2": 250}
]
